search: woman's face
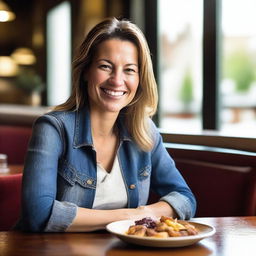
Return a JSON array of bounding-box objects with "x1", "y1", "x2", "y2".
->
[{"x1": 85, "y1": 39, "x2": 140, "y2": 114}]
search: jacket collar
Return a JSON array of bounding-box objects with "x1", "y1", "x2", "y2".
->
[{"x1": 73, "y1": 106, "x2": 131, "y2": 148}]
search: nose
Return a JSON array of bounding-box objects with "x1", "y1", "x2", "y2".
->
[{"x1": 109, "y1": 69, "x2": 124, "y2": 87}]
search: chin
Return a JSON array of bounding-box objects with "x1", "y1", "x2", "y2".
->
[
  {"x1": 104, "y1": 107, "x2": 123, "y2": 113},
  {"x1": 102, "y1": 103, "x2": 127, "y2": 113}
]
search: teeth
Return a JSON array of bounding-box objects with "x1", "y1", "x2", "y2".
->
[{"x1": 103, "y1": 89, "x2": 125, "y2": 96}]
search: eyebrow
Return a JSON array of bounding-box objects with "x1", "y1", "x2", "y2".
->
[{"x1": 97, "y1": 59, "x2": 138, "y2": 67}]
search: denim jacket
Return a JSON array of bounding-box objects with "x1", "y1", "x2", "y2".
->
[{"x1": 18, "y1": 107, "x2": 196, "y2": 232}]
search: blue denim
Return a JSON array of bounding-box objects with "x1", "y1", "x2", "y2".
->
[{"x1": 18, "y1": 106, "x2": 196, "y2": 232}]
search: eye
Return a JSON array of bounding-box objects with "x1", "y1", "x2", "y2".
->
[
  {"x1": 124, "y1": 68, "x2": 137, "y2": 74},
  {"x1": 99, "y1": 64, "x2": 112, "y2": 71}
]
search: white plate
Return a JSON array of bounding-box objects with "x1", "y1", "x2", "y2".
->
[{"x1": 106, "y1": 219, "x2": 215, "y2": 247}]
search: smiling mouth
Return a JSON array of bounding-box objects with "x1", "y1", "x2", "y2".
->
[{"x1": 101, "y1": 88, "x2": 126, "y2": 96}]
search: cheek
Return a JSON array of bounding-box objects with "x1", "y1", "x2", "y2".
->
[
  {"x1": 86, "y1": 67, "x2": 106, "y2": 84},
  {"x1": 87, "y1": 75, "x2": 102, "y2": 95},
  {"x1": 132, "y1": 78, "x2": 140, "y2": 93}
]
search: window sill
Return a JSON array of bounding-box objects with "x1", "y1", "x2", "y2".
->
[{"x1": 160, "y1": 129, "x2": 256, "y2": 153}]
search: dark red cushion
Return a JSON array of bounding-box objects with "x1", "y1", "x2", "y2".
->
[
  {"x1": 176, "y1": 159, "x2": 255, "y2": 217},
  {"x1": 0, "y1": 173, "x2": 22, "y2": 231},
  {"x1": 0, "y1": 125, "x2": 32, "y2": 164}
]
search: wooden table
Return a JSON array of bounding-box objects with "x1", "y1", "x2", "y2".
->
[
  {"x1": 0, "y1": 216, "x2": 255, "y2": 256},
  {"x1": 0, "y1": 165, "x2": 23, "y2": 176}
]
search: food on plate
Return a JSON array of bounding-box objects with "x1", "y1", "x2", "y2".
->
[
  {"x1": 127, "y1": 216, "x2": 199, "y2": 238},
  {"x1": 134, "y1": 217, "x2": 157, "y2": 229}
]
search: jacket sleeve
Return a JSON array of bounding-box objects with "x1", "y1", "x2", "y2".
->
[
  {"x1": 21, "y1": 115, "x2": 77, "y2": 232},
  {"x1": 149, "y1": 121, "x2": 197, "y2": 219}
]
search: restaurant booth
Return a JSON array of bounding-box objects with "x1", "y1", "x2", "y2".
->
[
  {"x1": 0, "y1": 0, "x2": 256, "y2": 255},
  {"x1": 0, "y1": 112, "x2": 255, "y2": 255},
  {"x1": 0, "y1": 109, "x2": 255, "y2": 231}
]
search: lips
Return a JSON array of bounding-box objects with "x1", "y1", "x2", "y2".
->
[{"x1": 101, "y1": 88, "x2": 126, "y2": 96}]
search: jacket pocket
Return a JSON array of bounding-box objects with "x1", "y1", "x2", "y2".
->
[{"x1": 58, "y1": 159, "x2": 96, "y2": 189}]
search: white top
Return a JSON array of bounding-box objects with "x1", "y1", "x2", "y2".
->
[{"x1": 92, "y1": 155, "x2": 128, "y2": 209}]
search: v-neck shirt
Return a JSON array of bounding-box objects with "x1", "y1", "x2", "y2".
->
[{"x1": 92, "y1": 155, "x2": 128, "y2": 209}]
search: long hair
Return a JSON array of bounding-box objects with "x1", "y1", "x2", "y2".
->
[{"x1": 54, "y1": 17, "x2": 158, "y2": 151}]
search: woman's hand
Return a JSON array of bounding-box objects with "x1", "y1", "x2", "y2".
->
[
  {"x1": 125, "y1": 201, "x2": 177, "y2": 221},
  {"x1": 66, "y1": 201, "x2": 177, "y2": 232},
  {"x1": 124, "y1": 205, "x2": 158, "y2": 220}
]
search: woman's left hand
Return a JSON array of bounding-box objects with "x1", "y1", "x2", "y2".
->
[{"x1": 125, "y1": 201, "x2": 177, "y2": 221}]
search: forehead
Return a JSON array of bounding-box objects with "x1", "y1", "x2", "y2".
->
[{"x1": 94, "y1": 39, "x2": 139, "y2": 60}]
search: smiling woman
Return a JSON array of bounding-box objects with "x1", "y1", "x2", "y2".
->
[
  {"x1": 16, "y1": 17, "x2": 196, "y2": 233},
  {"x1": 85, "y1": 39, "x2": 139, "y2": 114}
]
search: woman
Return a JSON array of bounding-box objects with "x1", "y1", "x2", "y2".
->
[{"x1": 19, "y1": 17, "x2": 196, "y2": 232}]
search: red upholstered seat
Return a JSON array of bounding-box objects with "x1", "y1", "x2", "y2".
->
[
  {"x1": 0, "y1": 125, "x2": 32, "y2": 164},
  {"x1": 166, "y1": 143, "x2": 256, "y2": 217},
  {"x1": 175, "y1": 159, "x2": 255, "y2": 217},
  {"x1": 148, "y1": 144, "x2": 256, "y2": 217},
  {"x1": 0, "y1": 173, "x2": 22, "y2": 231}
]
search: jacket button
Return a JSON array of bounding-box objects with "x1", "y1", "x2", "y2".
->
[
  {"x1": 142, "y1": 171, "x2": 148, "y2": 176},
  {"x1": 129, "y1": 184, "x2": 136, "y2": 189},
  {"x1": 86, "y1": 179, "x2": 93, "y2": 185}
]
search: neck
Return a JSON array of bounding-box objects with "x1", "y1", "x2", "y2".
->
[{"x1": 90, "y1": 109, "x2": 119, "y2": 138}]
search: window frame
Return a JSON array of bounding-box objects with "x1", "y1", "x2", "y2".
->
[{"x1": 143, "y1": 0, "x2": 256, "y2": 152}]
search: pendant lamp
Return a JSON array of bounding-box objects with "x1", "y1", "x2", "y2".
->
[{"x1": 0, "y1": 0, "x2": 15, "y2": 22}]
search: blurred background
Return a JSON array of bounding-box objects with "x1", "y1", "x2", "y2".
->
[{"x1": 0, "y1": 0, "x2": 255, "y2": 142}]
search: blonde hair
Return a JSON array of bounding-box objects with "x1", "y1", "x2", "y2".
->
[{"x1": 55, "y1": 17, "x2": 158, "y2": 151}]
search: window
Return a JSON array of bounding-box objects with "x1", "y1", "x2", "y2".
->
[
  {"x1": 156, "y1": 0, "x2": 256, "y2": 138},
  {"x1": 158, "y1": 0, "x2": 203, "y2": 133},
  {"x1": 46, "y1": 1, "x2": 71, "y2": 106},
  {"x1": 220, "y1": 0, "x2": 256, "y2": 137}
]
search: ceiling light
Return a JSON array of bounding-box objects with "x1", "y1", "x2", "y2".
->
[
  {"x1": 0, "y1": 56, "x2": 18, "y2": 77},
  {"x1": 11, "y1": 48, "x2": 36, "y2": 65},
  {"x1": 0, "y1": 0, "x2": 15, "y2": 22}
]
